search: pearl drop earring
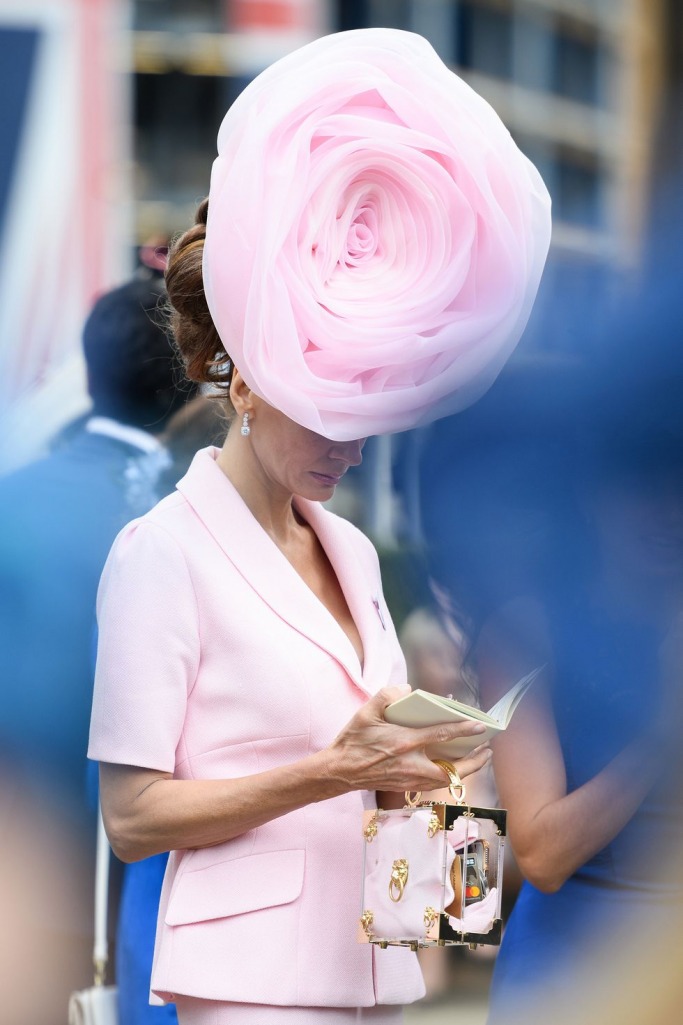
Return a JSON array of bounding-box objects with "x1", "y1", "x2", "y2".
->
[{"x1": 240, "y1": 412, "x2": 251, "y2": 437}]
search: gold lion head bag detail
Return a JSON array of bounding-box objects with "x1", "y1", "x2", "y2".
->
[{"x1": 359, "y1": 764, "x2": 506, "y2": 950}]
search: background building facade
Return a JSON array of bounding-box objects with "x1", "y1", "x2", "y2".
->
[{"x1": 131, "y1": 2, "x2": 667, "y2": 347}]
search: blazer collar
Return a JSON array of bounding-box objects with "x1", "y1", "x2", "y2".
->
[{"x1": 176, "y1": 447, "x2": 380, "y2": 695}]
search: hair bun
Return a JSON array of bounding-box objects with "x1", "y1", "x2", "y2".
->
[{"x1": 165, "y1": 198, "x2": 232, "y2": 389}]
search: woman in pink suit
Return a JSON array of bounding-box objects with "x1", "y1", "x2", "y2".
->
[{"x1": 88, "y1": 28, "x2": 551, "y2": 1025}]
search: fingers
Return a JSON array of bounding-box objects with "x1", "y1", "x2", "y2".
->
[
  {"x1": 333, "y1": 690, "x2": 493, "y2": 794},
  {"x1": 451, "y1": 744, "x2": 493, "y2": 780},
  {"x1": 414, "y1": 718, "x2": 488, "y2": 750},
  {"x1": 429, "y1": 745, "x2": 491, "y2": 785},
  {"x1": 407, "y1": 746, "x2": 492, "y2": 794},
  {"x1": 365, "y1": 687, "x2": 490, "y2": 747}
]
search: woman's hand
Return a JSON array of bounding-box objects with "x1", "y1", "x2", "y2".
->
[
  {"x1": 321, "y1": 685, "x2": 492, "y2": 795},
  {"x1": 99, "y1": 686, "x2": 490, "y2": 863}
]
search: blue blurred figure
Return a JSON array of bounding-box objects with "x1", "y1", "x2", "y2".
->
[
  {"x1": 420, "y1": 292, "x2": 683, "y2": 1022},
  {"x1": 0, "y1": 272, "x2": 196, "y2": 1020}
]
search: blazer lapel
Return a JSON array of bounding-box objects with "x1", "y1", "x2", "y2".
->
[
  {"x1": 298, "y1": 497, "x2": 387, "y2": 696},
  {"x1": 176, "y1": 448, "x2": 373, "y2": 692}
]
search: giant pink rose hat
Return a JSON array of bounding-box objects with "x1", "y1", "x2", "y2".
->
[{"x1": 204, "y1": 28, "x2": 552, "y2": 441}]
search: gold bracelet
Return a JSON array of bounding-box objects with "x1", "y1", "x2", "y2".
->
[{"x1": 431, "y1": 758, "x2": 466, "y2": 804}]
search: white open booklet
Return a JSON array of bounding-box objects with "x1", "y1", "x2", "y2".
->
[{"x1": 383, "y1": 667, "x2": 544, "y2": 759}]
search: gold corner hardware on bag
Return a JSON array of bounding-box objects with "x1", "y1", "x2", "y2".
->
[
  {"x1": 423, "y1": 906, "x2": 438, "y2": 930},
  {"x1": 360, "y1": 910, "x2": 374, "y2": 937},
  {"x1": 363, "y1": 813, "x2": 379, "y2": 842},
  {"x1": 389, "y1": 858, "x2": 409, "y2": 901}
]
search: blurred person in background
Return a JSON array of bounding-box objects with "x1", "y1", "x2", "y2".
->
[
  {"x1": 421, "y1": 291, "x2": 683, "y2": 1022},
  {"x1": 159, "y1": 392, "x2": 226, "y2": 492},
  {"x1": 0, "y1": 272, "x2": 198, "y2": 1016},
  {"x1": 400, "y1": 603, "x2": 475, "y2": 703}
]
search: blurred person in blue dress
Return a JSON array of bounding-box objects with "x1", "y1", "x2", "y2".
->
[
  {"x1": 0, "y1": 271, "x2": 199, "y2": 1018},
  {"x1": 420, "y1": 293, "x2": 683, "y2": 1022}
]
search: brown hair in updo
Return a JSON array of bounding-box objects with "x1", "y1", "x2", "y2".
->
[{"x1": 165, "y1": 197, "x2": 234, "y2": 395}]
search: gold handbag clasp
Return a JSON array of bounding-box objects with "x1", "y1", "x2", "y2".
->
[{"x1": 389, "y1": 859, "x2": 409, "y2": 902}]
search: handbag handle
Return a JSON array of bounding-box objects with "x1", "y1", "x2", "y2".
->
[
  {"x1": 405, "y1": 759, "x2": 466, "y2": 808},
  {"x1": 93, "y1": 802, "x2": 111, "y2": 986}
]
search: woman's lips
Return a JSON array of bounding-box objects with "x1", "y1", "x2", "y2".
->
[{"x1": 310, "y1": 471, "x2": 343, "y2": 487}]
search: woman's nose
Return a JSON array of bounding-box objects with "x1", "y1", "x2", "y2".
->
[{"x1": 332, "y1": 438, "x2": 366, "y2": 466}]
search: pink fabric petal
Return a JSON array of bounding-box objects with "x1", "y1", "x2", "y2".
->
[{"x1": 204, "y1": 28, "x2": 552, "y2": 440}]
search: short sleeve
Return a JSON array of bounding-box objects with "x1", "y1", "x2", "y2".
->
[{"x1": 88, "y1": 520, "x2": 200, "y2": 772}]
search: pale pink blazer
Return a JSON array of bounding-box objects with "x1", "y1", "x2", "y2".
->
[{"x1": 89, "y1": 446, "x2": 424, "y2": 1008}]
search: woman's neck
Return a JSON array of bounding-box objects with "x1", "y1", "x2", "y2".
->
[{"x1": 216, "y1": 427, "x2": 302, "y2": 545}]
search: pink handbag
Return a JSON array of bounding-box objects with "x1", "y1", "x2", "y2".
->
[{"x1": 359, "y1": 763, "x2": 506, "y2": 950}]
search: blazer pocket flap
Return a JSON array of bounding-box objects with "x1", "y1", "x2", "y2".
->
[{"x1": 165, "y1": 849, "x2": 305, "y2": 925}]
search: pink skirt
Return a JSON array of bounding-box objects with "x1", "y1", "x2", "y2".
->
[{"x1": 174, "y1": 999, "x2": 404, "y2": 1024}]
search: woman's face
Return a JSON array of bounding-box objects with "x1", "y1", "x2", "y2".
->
[{"x1": 246, "y1": 395, "x2": 366, "y2": 501}]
